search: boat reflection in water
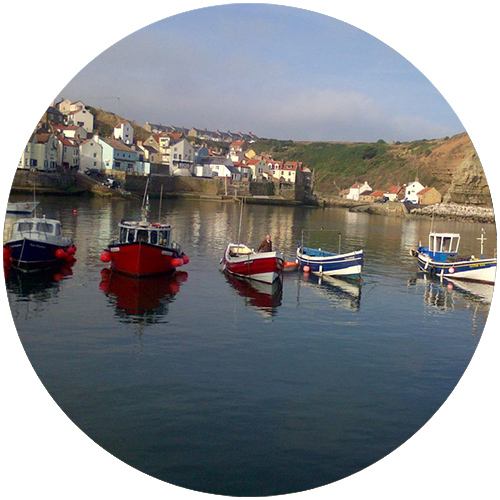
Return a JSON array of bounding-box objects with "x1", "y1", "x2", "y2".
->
[
  {"x1": 224, "y1": 272, "x2": 283, "y2": 318},
  {"x1": 299, "y1": 273, "x2": 362, "y2": 311},
  {"x1": 99, "y1": 269, "x2": 188, "y2": 325},
  {"x1": 408, "y1": 274, "x2": 492, "y2": 335},
  {"x1": 5, "y1": 262, "x2": 74, "y2": 314}
]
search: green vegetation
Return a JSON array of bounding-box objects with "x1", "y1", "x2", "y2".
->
[{"x1": 252, "y1": 134, "x2": 469, "y2": 193}]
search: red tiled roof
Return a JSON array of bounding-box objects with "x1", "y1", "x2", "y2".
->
[
  {"x1": 371, "y1": 190, "x2": 385, "y2": 197},
  {"x1": 417, "y1": 187, "x2": 433, "y2": 195},
  {"x1": 386, "y1": 185, "x2": 402, "y2": 194}
]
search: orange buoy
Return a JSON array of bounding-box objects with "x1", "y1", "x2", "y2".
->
[
  {"x1": 283, "y1": 261, "x2": 299, "y2": 271},
  {"x1": 303, "y1": 265, "x2": 311, "y2": 273}
]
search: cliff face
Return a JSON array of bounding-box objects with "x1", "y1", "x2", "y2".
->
[{"x1": 443, "y1": 153, "x2": 492, "y2": 207}]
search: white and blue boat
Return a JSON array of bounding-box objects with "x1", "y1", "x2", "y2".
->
[
  {"x1": 412, "y1": 231, "x2": 496, "y2": 284},
  {"x1": 4, "y1": 216, "x2": 76, "y2": 271},
  {"x1": 296, "y1": 246, "x2": 363, "y2": 277}
]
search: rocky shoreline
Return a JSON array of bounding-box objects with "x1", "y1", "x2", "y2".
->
[{"x1": 409, "y1": 203, "x2": 495, "y2": 224}]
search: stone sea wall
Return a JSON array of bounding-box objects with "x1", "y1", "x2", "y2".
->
[{"x1": 410, "y1": 203, "x2": 495, "y2": 224}]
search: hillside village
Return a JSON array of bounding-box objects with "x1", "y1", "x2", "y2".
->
[{"x1": 16, "y1": 98, "x2": 492, "y2": 214}]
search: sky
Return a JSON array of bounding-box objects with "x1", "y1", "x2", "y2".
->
[{"x1": 59, "y1": 4, "x2": 464, "y2": 142}]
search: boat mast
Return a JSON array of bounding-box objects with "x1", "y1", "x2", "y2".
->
[
  {"x1": 237, "y1": 196, "x2": 244, "y2": 244},
  {"x1": 141, "y1": 177, "x2": 150, "y2": 222},
  {"x1": 477, "y1": 227, "x2": 486, "y2": 257},
  {"x1": 158, "y1": 183, "x2": 164, "y2": 222}
]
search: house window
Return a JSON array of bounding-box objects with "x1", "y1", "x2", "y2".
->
[{"x1": 93, "y1": 153, "x2": 96, "y2": 158}]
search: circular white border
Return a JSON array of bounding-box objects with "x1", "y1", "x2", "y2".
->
[{"x1": 1, "y1": 2, "x2": 498, "y2": 499}]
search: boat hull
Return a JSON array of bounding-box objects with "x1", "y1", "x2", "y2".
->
[
  {"x1": 5, "y1": 238, "x2": 68, "y2": 270},
  {"x1": 108, "y1": 241, "x2": 184, "y2": 277},
  {"x1": 222, "y1": 249, "x2": 284, "y2": 284},
  {"x1": 296, "y1": 247, "x2": 364, "y2": 277},
  {"x1": 416, "y1": 252, "x2": 496, "y2": 284}
]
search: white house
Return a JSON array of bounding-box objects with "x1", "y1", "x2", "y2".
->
[
  {"x1": 52, "y1": 124, "x2": 88, "y2": 141},
  {"x1": 56, "y1": 136, "x2": 79, "y2": 169},
  {"x1": 79, "y1": 135, "x2": 104, "y2": 171},
  {"x1": 270, "y1": 161, "x2": 303, "y2": 184},
  {"x1": 113, "y1": 121, "x2": 134, "y2": 145},
  {"x1": 404, "y1": 180, "x2": 425, "y2": 203},
  {"x1": 245, "y1": 158, "x2": 269, "y2": 180},
  {"x1": 346, "y1": 181, "x2": 372, "y2": 201},
  {"x1": 18, "y1": 133, "x2": 59, "y2": 171},
  {"x1": 66, "y1": 106, "x2": 94, "y2": 133},
  {"x1": 98, "y1": 137, "x2": 139, "y2": 173},
  {"x1": 199, "y1": 157, "x2": 241, "y2": 180},
  {"x1": 170, "y1": 138, "x2": 195, "y2": 172},
  {"x1": 228, "y1": 140, "x2": 246, "y2": 163}
]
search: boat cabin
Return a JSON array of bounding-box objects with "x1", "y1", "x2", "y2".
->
[
  {"x1": 427, "y1": 232, "x2": 460, "y2": 260},
  {"x1": 118, "y1": 220, "x2": 172, "y2": 247},
  {"x1": 10, "y1": 217, "x2": 62, "y2": 241},
  {"x1": 228, "y1": 243, "x2": 253, "y2": 257}
]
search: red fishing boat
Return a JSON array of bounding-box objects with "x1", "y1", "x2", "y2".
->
[
  {"x1": 221, "y1": 243, "x2": 284, "y2": 284},
  {"x1": 100, "y1": 188, "x2": 188, "y2": 277},
  {"x1": 100, "y1": 220, "x2": 188, "y2": 277}
]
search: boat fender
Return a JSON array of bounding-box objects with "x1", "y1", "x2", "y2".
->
[
  {"x1": 55, "y1": 248, "x2": 67, "y2": 260},
  {"x1": 100, "y1": 250, "x2": 112, "y2": 263},
  {"x1": 449, "y1": 267, "x2": 455, "y2": 274},
  {"x1": 303, "y1": 265, "x2": 311, "y2": 273},
  {"x1": 171, "y1": 257, "x2": 184, "y2": 267},
  {"x1": 3, "y1": 246, "x2": 11, "y2": 262},
  {"x1": 182, "y1": 254, "x2": 190, "y2": 265},
  {"x1": 66, "y1": 245, "x2": 77, "y2": 255}
]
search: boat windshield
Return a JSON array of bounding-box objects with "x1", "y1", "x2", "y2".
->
[
  {"x1": 36, "y1": 222, "x2": 54, "y2": 233},
  {"x1": 429, "y1": 234, "x2": 460, "y2": 253},
  {"x1": 119, "y1": 226, "x2": 170, "y2": 246},
  {"x1": 17, "y1": 221, "x2": 34, "y2": 232}
]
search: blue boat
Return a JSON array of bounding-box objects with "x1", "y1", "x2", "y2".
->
[
  {"x1": 296, "y1": 246, "x2": 364, "y2": 277},
  {"x1": 4, "y1": 216, "x2": 76, "y2": 271},
  {"x1": 411, "y1": 231, "x2": 496, "y2": 284}
]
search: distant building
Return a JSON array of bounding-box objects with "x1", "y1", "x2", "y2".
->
[
  {"x1": 51, "y1": 124, "x2": 88, "y2": 141},
  {"x1": 113, "y1": 121, "x2": 134, "y2": 145},
  {"x1": 56, "y1": 135, "x2": 79, "y2": 169},
  {"x1": 98, "y1": 137, "x2": 139, "y2": 173},
  {"x1": 66, "y1": 106, "x2": 94, "y2": 133},
  {"x1": 404, "y1": 180, "x2": 425, "y2": 203},
  {"x1": 417, "y1": 186, "x2": 442, "y2": 205},
  {"x1": 80, "y1": 135, "x2": 104, "y2": 172},
  {"x1": 170, "y1": 138, "x2": 195, "y2": 172},
  {"x1": 346, "y1": 181, "x2": 372, "y2": 201},
  {"x1": 18, "y1": 133, "x2": 58, "y2": 171},
  {"x1": 384, "y1": 185, "x2": 403, "y2": 201}
]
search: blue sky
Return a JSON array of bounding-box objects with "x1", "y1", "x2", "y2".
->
[{"x1": 59, "y1": 4, "x2": 464, "y2": 141}]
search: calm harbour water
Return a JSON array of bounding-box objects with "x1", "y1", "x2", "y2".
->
[{"x1": 4, "y1": 195, "x2": 496, "y2": 496}]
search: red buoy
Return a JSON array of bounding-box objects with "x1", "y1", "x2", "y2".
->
[
  {"x1": 182, "y1": 254, "x2": 190, "y2": 265},
  {"x1": 100, "y1": 250, "x2": 111, "y2": 263},
  {"x1": 66, "y1": 245, "x2": 77, "y2": 255},
  {"x1": 303, "y1": 265, "x2": 311, "y2": 273},
  {"x1": 55, "y1": 248, "x2": 67, "y2": 259},
  {"x1": 171, "y1": 257, "x2": 184, "y2": 267}
]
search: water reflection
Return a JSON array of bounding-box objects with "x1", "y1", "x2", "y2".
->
[
  {"x1": 224, "y1": 272, "x2": 283, "y2": 317},
  {"x1": 5, "y1": 264, "x2": 74, "y2": 319},
  {"x1": 408, "y1": 274, "x2": 492, "y2": 335},
  {"x1": 298, "y1": 274, "x2": 362, "y2": 311},
  {"x1": 99, "y1": 269, "x2": 188, "y2": 325}
]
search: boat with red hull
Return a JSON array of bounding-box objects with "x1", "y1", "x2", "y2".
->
[
  {"x1": 101, "y1": 220, "x2": 189, "y2": 277},
  {"x1": 221, "y1": 243, "x2": 283, "y2": 284}
]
